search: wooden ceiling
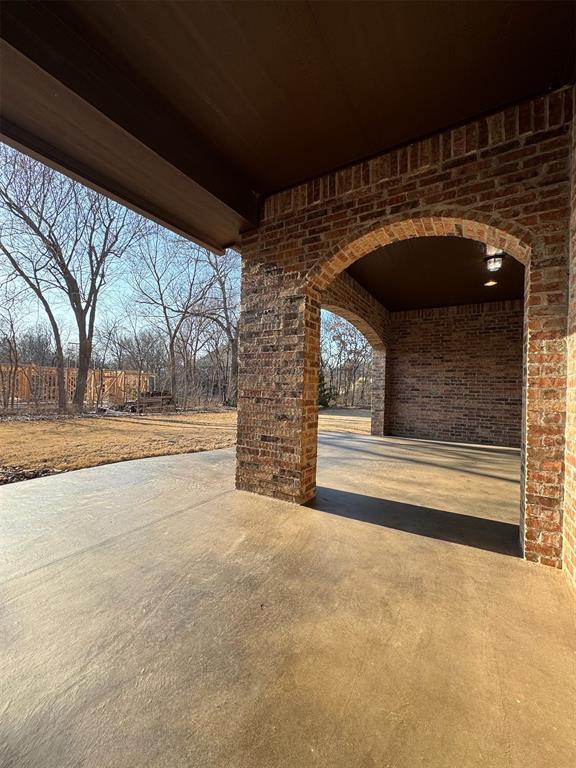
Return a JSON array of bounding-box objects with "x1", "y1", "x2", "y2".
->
[
  {"x1": 346, "y1": 237, "x2": 525, "y2": 311},
  {"x1": 1, "y1": 1, "x2": 574, "y2": 254}
]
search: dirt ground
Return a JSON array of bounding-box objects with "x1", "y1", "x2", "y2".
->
[{"x1": 0, "y1": 408, "x2": 370, "y2": 482}]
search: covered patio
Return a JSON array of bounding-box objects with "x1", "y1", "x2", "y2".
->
[
  {"x1": 3, "y1": 0, "x2": 575, "y2": 573},
  {"x1": 1, "y1": 2, "x2": 575, "y2": 766},
  {"x1": 2, "y1": 427, "x2": 574, "y2": 768}
]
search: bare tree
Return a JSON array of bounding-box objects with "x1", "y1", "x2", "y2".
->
[
  {"x1": 0, "y1": 284, "x2": 23, "y2": 410},
  {"x1": 129, "y1": 226, "x2": 214, "y2": 405},
  {"x1": 320, "y1": 311, "x2": 372, "y2": 408},
  {"x1": 92, "y1": 317, "x2": 122, "y2": 408},
  {"x1": 176, "y1": 314, "x2": 212, "y2": 406},
  {"x1": 17, "y1": 324, "x2": 55, "y2": 368},
  {"x1": 200, "y1": 250, "x2": 240, "y2": 405},
  {"x1": 109, "y1": 312, "x2": 166, "y2": 406},
  {"x1": 0, "y1": 145, "x2": 144, "y2": 411}
]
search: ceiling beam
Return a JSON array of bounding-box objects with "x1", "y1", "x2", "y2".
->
[
  {"x1": 1, "y1": 120, "x2": 228, "y2": 255},
  {"x1": 0, "y1": 0, "x2": 259, "y2": 230}
]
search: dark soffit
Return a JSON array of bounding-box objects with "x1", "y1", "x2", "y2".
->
[
  {"x1": 0, "y1": 0, "x2": 575, "y2": 251},
  {"x1": 346, "y1": 237, "x2": 525, "y2": 311}
]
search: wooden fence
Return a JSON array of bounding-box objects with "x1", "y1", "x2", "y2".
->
[{"x1": 0, "y1": 364, "x2": 155, "y2": 409}]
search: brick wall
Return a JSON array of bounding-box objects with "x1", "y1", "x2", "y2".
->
[
  {"x1": 238, "y1": 86, "x2": 573, "y2": 567},
  {"x1": 563, "y1": 91, "x2": 576, "y2": 587},
  {"x1": 261, "y1": 89, "x2": 572, "y2": 290},
  {"x1": 386, "y1": 301, "x2": 524, "y2": 446}
]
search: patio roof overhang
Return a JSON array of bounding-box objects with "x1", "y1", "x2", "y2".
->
[{"x1": 1, "y1": 0, "x2": 575, "y2": 254}]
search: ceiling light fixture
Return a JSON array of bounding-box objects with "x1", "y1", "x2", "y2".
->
[
  {"x1": 484, "y1": 245, "x2": 504, "y2": 273},
  {"x1": 484, "y1": 280, "x2": 497, "y2": 287}
]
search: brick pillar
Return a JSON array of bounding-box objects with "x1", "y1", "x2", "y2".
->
[
  {"x1": 371, "y1": 348, "x2": 386, "y2": 436},
  {"x1": 523, "y1": 262, "x2": 567, "y2": 567},
  {"x1": 236, "y1": 257, "x2": 321, "y2": 504}
]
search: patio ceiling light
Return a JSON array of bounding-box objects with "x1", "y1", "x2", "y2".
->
[
  {"x1": 484, "y1": 280, "x2": 498, "y2": 287},
  {"x1": 484, "y1": 245, "x2": 505, "y2": 272}
]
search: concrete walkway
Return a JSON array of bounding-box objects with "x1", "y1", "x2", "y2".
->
[{"x1": 1, "y1": 433, "x2": 574, "y2": 768}]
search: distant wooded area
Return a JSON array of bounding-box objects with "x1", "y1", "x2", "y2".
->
[{"x1": 0, "y1": 145, "x2": 371, "y2": 414}]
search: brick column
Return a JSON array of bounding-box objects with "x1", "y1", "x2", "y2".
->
[
  {"x1": 523, "y1": 261, "x2": 567, "y2": 567},
  {"x1": 371, "y1": 348, "x2": 386, "y2": 436},
  {"x1": 236, "y1": 257, "x2": 321, "y2": 504}
]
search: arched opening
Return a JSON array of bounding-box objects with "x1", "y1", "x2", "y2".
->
[
  {"x1": 318, "y1": 307, "x2": 384, "y2": 416},
  {"x1": 308, "y1": 214, "x2": 531, "y2": 292},
  {"x1": 320, "y1": 304, "x2": 387, "y2": 438},
  {"x1": 309, "y1": 214, "x2": 532, "y2": 558}
]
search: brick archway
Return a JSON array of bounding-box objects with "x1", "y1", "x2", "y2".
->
[
  {"x1": 320, "y1": 270, "x2": 389, "y2": 352},
  {"x1": 308, "y1": 211, "x2": 534, "y2": 293},
  {"x1": 307, "y1": 212, "x2": 567, "y2": 567},
  {"x1": 238, "y1": 92, "x2": 570, "y2": 569}
]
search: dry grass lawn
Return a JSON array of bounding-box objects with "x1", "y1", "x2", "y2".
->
[
  {"x1": 318, "y1": 408, "x2": 370, "y2": 435},
  {"x1": 0, "y1": 408, "x2": 370, "y2": 479},
  {"x1": 0, "y1": 412, "x2": 238, "y2": 475}
]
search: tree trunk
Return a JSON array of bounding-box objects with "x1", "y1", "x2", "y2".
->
[
  {"x1": 9, "y1": 343, "x2": 18, "y2": 410},
  {"x1": 226, "y1": 335, "x2": 238, "y2": 407},
  {"x1": 42, "y1": 319, "x2": 67, "y2": 413},
  {"x1": 0, "y1": 365, "x2": 7, "y2": 409},
  {"x1": 73, "y1": 332, "x2": 92, "y2": 412},
  {"x1": 169, "y1": 340, "x2": 177, "y2": 406},
  {"x1": 30, "y1": 293, "x2": 67, "y2": 412},
  {"x1": 137, "y1": 368, "x2": 142, "y2": 412},
  {"x1": 54, "y1": 343, "x2": 67, "y2": 413}
]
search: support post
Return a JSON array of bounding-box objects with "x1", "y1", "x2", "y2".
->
[
  {"x1": 522, "y1": 261, "x2": 567, "y2": 567},
  {"x1": 371, "y1": 348, "x2": 386, "y2": 436},
  {"x1": 236, "y1": 257, "x2": 321, "y2": 504}
]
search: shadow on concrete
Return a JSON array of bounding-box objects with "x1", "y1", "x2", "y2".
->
[{"x1": 308, "y1": 486, "x2": 521, "y2": 557}]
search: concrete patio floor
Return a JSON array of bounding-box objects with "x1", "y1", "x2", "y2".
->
[{"x1": 1, "y1": 430, "x2": 574, "y2": 768}]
